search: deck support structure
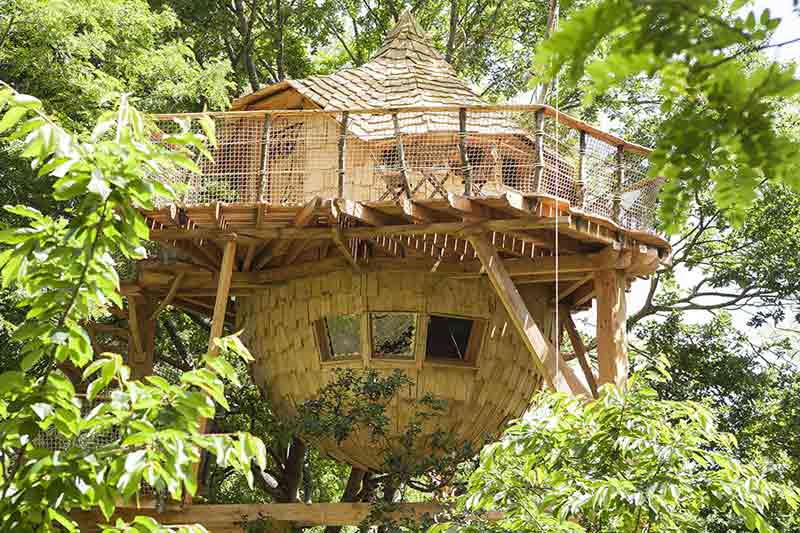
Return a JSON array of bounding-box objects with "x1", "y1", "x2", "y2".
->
[
  {"x1": 127, "y1": 295, "x2": 157, "y2": 380},
  {"x1": 595, "y1": 268, "x2": 628, "y2": 388},
  {"x1": 469, "y1": 235, "x2": 591, "y2": 397}
]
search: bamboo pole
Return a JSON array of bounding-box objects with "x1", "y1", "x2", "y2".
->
[
  {"x1": 458, "y1": 107, "x2": 472, "y2": 196},
  {"x1": 337, "y1": 112, "x2": 349, "y2": 198},
  {"x1": 392, "y1": 112, "x2": 412, "y2": 199}
]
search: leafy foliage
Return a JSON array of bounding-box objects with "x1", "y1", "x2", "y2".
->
[
  {"x1": 0, "y1": 87, "x2": 264, "y2": 531},
  {"x1": 536, "y1": 0, "x2": 800, "y2": 229},
  {"x1": 433, "y1": 373, "x2": 799, "y2": 532}
]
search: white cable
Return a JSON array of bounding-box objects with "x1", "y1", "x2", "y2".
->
[{"x1": 552, "y1": 0, "x2": 561, "y2": 391}]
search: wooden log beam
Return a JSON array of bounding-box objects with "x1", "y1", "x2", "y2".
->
[
  {"x1": 149, "y1": 273, "x2": 185, "y2": 320},
  {"x1": 333, "y1": 199, "x2": 396, "y2": 226},
  {"x1": 71, "y1": 502, "x2": 501, "y2": 529},
  {"x1": 208, "y1": 241, "x2": 237, "y2": 355},
  {"x1": 469, "y1": 235, "x2": 591, "y2": 397},
  {"x1": 562, "y1": 310, "x2": 599, "y2": 398},
  {"x1": 401, "y1": 198, "x2": 444, "y2": 223},
  {"x1": 149, "y1": 217, "x2": 567, "y2": 242},
  {"x1": 126, "y1": 295, "x2": 156, "y2": 380},
  {"x1": 595, "y1": 268, "x2": 628, "y2": 388}
]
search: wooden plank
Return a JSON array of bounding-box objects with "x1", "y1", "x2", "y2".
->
[
  {"x1": 448, "y1": 192, "x2": 493, "y2": 220},
  {"x1": 595, "y1": 269, "x2": 627, "y2": 388},
  {"x1": 563, "y1": 310, "x2": 599, "y2": 398},
  {"x1": 468, "y1": 235, "x2": 591, "y2": 397},
  {"x1": 149, "y1": 273, "x2": 185, "y2": 320},
  {"x1": 71, "y1": 503, "x2": 504, "y2": 529},
  {"x1": 402, "y1": 198, "x2": 443, "y2": 222},
  {"x1": 208, "y1": 241, "x2": 237, "y2": 355}
]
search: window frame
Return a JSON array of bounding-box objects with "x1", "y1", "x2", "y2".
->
[
  {"x1": 314, "y1": 314, "x2": 363, "y2": 364},
  {"x1": 368, "y1": 311, "x2": 419, "y2": 362},
  {"x1": 423, "y1": 313, "x2": 486, "y2": 368}
]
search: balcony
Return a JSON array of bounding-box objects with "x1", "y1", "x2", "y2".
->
[{"x1": 153, "y1": 105, "x2": 663, "y2": 235}]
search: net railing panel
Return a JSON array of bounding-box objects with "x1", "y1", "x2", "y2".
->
[{"x1": 153, "y1": 107, "x2": 662, "y2": 232}]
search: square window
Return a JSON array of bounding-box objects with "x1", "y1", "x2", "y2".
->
[
  {"x1": 371, "y1": 312, "x2": 417, "y2": 360},
  {"x1": 316, "y1": 314, "x2": 361, "y2": 362},
  {"x1": 425, "y1": 315, "x2": 483, "y2": 364}
]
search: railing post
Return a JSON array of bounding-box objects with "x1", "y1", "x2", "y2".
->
[
  {"x1": 576, "y1": 131, "x2": 587, "y2": 208},
  {"x1": 257, "y1": 114, "x2": 271, "y2": 202},
  {"x1": 458, "y1": 108, "x2": 472, "y2": 196},
  {"x1": 392, "y1": 112, "x2": 412, "y2": 199},
  {"x1": 533, "y1": 109, "x2": 546, "y2": 193},
  {"x1": 337, "y1": 111, "x2": 349, "y2": 198},
  {"x1": 614, "y1": 145, "x2": 624, "y2": 224}
]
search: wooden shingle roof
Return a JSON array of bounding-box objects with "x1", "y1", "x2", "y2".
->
[{"x1": 232, "y1": 11, "x2": 520, "y2": 140}]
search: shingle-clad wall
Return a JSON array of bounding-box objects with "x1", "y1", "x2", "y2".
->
[{"x1": 238, "y1": 271, "x2": 549, "y2": 471}]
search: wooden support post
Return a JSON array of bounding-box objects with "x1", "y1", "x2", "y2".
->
[
  {"x1": 595, "y1": 268, "x2": 627, "y2": 388},
  {"x1": 149, "y1": 273, "x2": 185, "y2": 320},
  {"x1": 257, "y1": 115, "x2": 271, "y2": 202},
  {"x1": 532, "y1": 109, "x2": 546, "y2": 192},
  {"x1": 208, "y1": 241, "x2": 237, "y2": 355},
  {"x1": 337, "y1": 111, "x2": 349, "y2": 198},
  {"x1": 577, "y1": 131, "x2": 587, "y2": 207},
  {"x1": 562, "y1": 309, "x2": 599, "y2": 398},
  {"x1": 614, "y1": 145, "x2": 624, "y2": 224},
  {"x1": 127, "y1": 295, "x2": 156, "y2": 380},
  {"x1": 391, "y1": 112, "x2": 412, "y2": 199},
  {"x1": 458, "y1": 107, "x2": 472, "y2": 196},
  {"x1": 469, "y1": 235, "x2": 591, "y2": 396}
]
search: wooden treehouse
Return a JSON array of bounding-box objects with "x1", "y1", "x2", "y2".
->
[{"x1": 79, "y1": 11, "x2": 670, "y2": 531}]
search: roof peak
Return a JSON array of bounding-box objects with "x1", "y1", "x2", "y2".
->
[{"x1": 371, "y1": 9, "x2": 444, "y2": 62}]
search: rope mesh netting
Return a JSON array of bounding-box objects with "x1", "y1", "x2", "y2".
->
[{"x1": 154, "y1": 108, "x2": 663, "y2": 233}]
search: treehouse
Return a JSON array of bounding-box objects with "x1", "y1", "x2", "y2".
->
[{"x1": 79, "y1": 10, "x2": 670, "y2": 530}]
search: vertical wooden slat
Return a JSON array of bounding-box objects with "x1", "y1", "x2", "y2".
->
[
  {"x1": 337, "y1": 112, "x2": 349, "y2": 198},
  {"x1": 257, "y1": 115, "x2": 271, "y2": 202},
  {"x1": 576, "y1": 131, "x2": 587, "y2": 207},
  {"x1": 614, "y1": 145, "x2": 624, "y2": 224},
  {"x1": 595, "y1": 268, "x2": 628, "y2": 388},
  {"x1": 458, "y1": 108, "x2": 472, "y2": 196},
  {"x1": 391, "y1": 112, "x2": 412, "y2": 199},
  {"x1": 532, "y1": 109, "x2": 546, "y2": 192}
]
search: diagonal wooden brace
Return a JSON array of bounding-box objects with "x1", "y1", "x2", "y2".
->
[{"x1": 469, "y1": 235, "x2": 591, "y2": 397}]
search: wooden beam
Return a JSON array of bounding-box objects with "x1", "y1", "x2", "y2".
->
[
  {"x1": 556, "y1": 274, "x2": 593, "y2": 302},
  {"x1": 71, "y1": 503, "x2": 502, "y2": 529},
  {"x1": 563, "y1": 310, "x2": 599, "y2": 398},
  {"x1": 392, "y1": 112, "x2": 412, "y2": 198},
  {"x1": 595, "y1": 268, "x2": 627, "y2": 388},
  {"x1": 331, "y1": 227, "x2": 359, "y2": 271},
  {"x1": 401, "y1": 198, "x2": 443, "y2": 223},
  {"x1": 149, "y1": 273, "x2": 185, "y2": 320},
  {"x1": 333, "y1": 199, "x2": 395, "y2": 226},
  {"x1": 126, "y1": 295, "x2": 156, "y2": 380},
  {"x1": 149, "y1": 217, "x2": 566, "y2": 242},
  {"x1": 208, "y1": 241, "x2": 237, "y2": 355},
  {"x1": 448, "y1": 192, "x2": 493, "y2": 220},
  {"x1": 469, "y1": 235, "x2": 591, "y2": 397}
]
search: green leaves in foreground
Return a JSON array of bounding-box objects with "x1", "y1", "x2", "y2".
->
[
  {"x1": 534, "y1": 1, "x2": 800, "y2": 231},
  {"x1": 432, "y1": 372, "x2": 799, "y2": 532},
  {"x1": 0, "y1": 86, "x2": 265, "y2": 532}
]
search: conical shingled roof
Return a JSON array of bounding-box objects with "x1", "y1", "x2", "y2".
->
[{"x1": 292, "y1": 10, "x2": 485, "y2": 109}]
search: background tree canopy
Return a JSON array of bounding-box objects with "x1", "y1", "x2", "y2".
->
[{"x1": 1, "y1": 0, "x2": 800, "y2": 531}]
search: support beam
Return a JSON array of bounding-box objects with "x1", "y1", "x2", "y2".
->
[
  {"x1": 333, "y1": 199, "x2": 395, "y2": 226},
  {"x1": 208, "y1": 241, "x2": 237, "y2": 355},
  {"x1": 332, "y1": 227, "x2": 359, "y2": 271},
  {"x1": 595, "y1": 269, "x2": 628, "y2": 388},
  {"x1": 149, "y1": 273, "x2": 185, "y2": 320},
  {"x1": 469, "y1": 235, "x2": 591, "y2": 397},
  {"x1": 562, "y1": 310, "x2": 599, "y2": 398},
  {"x1": 71, "y1": 503, "x2": 503, "y2": 530},
  {"x1": 127, "y1": 295, "x2": 156, "y2": 380},
  {"x1": 401, "y1": 198, "x2": 442, "y2": 223}
]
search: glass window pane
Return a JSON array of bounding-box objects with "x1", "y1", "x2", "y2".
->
[
  {"x1": 323, "y1": 314, "x2": 361, "y2": 360},
  {"x1": 426, "y1": 315, "x2": 474, "y2": 360},
  {"x1": 371, "y1": 312, "x2": 416, "y2": 359}
]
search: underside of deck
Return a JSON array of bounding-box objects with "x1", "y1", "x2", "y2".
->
[{"x1": 123, "y1": 191, "x2": 669, "y2": 324}]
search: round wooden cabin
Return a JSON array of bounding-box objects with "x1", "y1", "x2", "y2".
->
[
  {"x1": 239, "y1": 270, "x2": 552, "y2": 471},
  {"x1": 128, "y1": 11, "x2": 670, "y2": 476}
]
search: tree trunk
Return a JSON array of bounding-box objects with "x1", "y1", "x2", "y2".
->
[
  {"x1": 282, "y1": 437, "x2": 306, "y2": 502},
  {"x1": 533, "y1": 0, "x2": 560, "y2": 104},
  {"x1": 445, "y1": 0, "x2": 458, "y2": 63},
  {"x1": 324, "y1": 467, "x2": 366, "y2": 533}
]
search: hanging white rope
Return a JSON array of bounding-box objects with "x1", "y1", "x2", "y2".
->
[{"x1": 551, "y1": 0, "x2": 561, "y2": 391}]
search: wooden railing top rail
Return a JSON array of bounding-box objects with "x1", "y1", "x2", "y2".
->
[{"x1": 151, "y1": 104, "x2": 653, "y2": 156}]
